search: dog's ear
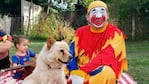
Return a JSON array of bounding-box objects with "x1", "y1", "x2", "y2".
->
[
  {"x1": 63, "y1": 39, "x2": 69, "y2": 44},
  {"x1": 47, "y1": 37, "x2": 56, "y2": 50}
]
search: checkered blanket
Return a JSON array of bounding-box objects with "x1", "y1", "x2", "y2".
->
[
  {"x1": 0, "y1": 71, "x2": 136, "y2": 84},
  {"x1": 0, "y1": 70, "x2": 23, "y2": 84}
]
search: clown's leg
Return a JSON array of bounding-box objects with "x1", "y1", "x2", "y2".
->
[{"x1": 89, "y1": 65, "x2": 116, "y2": 84}]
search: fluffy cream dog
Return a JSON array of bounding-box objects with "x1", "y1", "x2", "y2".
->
[{"x1": 23, "y1": 37, "x2": 72, "y2": 84}]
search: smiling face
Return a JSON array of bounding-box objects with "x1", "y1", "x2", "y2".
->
[{"x1": 87, "y1": 7, "x2": 108, "y2": 28}]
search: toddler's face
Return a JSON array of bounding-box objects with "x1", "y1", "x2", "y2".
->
[{"x1": 17, "y1": 39, "x2": 29, "y2": 53}]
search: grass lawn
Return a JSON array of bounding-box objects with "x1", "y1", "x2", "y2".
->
[
  {"x1": 9, "y1": 40, "x2": 149, "y2": 84},
  {"x1": 126, "y1": 41, "x2": 149, "y2": 84},
  {"x1": 10, "y1": 41, "x2": 45, "y2": 56}
]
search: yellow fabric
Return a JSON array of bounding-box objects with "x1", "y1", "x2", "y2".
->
[
  {"x1": 87, "y1": 1, "x2": 108, "y2": 14},
  {"x1": 89, "y1": 66, "x2": 116, "y2": 84},
  {"x1": 78, "y1": 54, "x2": 90, "y2": 66},
  {"x1": 101, "y1": 31, "x2": 128, "y2": 78},
  {"x1": 118, "y1": 58, "x2": 128, "y2": 79},
  {"x1": 69, "y1": 66, "x2": 116, "y2": 84},
  {"x1": 73, "y1": 36, "x2": 79, "y2": 57},
  {"x1": 70, "y1": 70, "x2": 87, "y2": 78},
  {"x1": 102, "y1": 32, "x2": 126, "y2": 61},
  {"x1": 123, "y1": 58, "x2": 128, "y2": 71},
  {"x1": 2, "y1": 35, "x2": 8, "y2": 42}
]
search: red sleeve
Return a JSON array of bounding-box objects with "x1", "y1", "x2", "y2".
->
[
  {"x1": 0, "y1": 36, "x2": 2, "y2": 41},
  {"x1": 80, "y1": 45, "x2": 115, "y2": 73},
  {"x1": 7, "y1": 35, "x2": 12, "y2": 41}
]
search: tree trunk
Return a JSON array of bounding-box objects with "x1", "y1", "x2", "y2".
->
[
  {"x1": 132, "y1": 16, "x2": 135, "y2": 40},
  {"x1": 21, "y1": 0, "x2": 24, "y2": 32},
  {"x1": 26, "y1": 0, "x2": 33, "y2": 36},
  {"x1": 10, "y1": 17, "x2": 21, "y2": 35}
]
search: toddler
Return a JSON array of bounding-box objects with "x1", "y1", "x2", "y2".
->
[{"x1": 11, "y1": 35, "x2": 37, "y2": 79}]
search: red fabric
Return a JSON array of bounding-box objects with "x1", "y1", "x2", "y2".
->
[
  {"x1": 75, "y1": 24, "x2": 125, "y2": 78},
  {"x1": 0, "y1": 36, "x2": 2, "y2": 41},
  {"x1": 80, "y1": 45, "x2": 115, "y2": 73},
  {"x1": 7, "y1": 35, "x2": 12, "y2": 41},
  {"x1": 76, "y1": 25, "x2": 105, "y2": 59},
  {"x1": 0, "y1": 35, "x2": 12, "y2": 42},
  {"x1": 76, "y1": 24, "x2": 122, "y2": 59}
]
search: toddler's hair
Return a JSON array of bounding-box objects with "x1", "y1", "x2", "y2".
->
[{"x1": 13, "y1": 35, "x2": 28, "y2": 48}]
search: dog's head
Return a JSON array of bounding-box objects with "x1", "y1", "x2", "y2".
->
[{"x1": 41, "y1": 37, "x2": 72, "y2": 68}]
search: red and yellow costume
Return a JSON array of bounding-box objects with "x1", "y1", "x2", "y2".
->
[{"x1": 67, "y1": 1, "x2": 128, "y2": 84}]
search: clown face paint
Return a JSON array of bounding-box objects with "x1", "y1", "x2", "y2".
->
[{"x1": 89, "y1": 7, "x2": 108, "y2": 28}]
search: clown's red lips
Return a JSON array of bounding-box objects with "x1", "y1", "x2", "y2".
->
[{"x1": 91, "y1": 15, "x2": 106, "y2": 26}]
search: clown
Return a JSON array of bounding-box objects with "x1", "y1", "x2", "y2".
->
[
  {"x1": 67, "y1": 1, "x2": 128, "y2": 84},
  {"x1": 0, "y1": 30, "x2": 12, "y2": 69}
]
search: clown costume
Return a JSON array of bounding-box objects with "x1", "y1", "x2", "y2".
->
[{"x1": 67, "y1": 1, "x2": 128, "y2": 84}]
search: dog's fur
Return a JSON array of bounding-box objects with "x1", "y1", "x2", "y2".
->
[{"x1": 23, "y1": 37, "x2": 72, "y2": 84}]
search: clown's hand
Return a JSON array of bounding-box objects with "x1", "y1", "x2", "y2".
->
[{"x1": 69, "y1": 75, "x2": 84, "y2": 84}]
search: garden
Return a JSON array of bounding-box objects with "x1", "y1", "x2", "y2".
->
[{"x1": 0, "y1": 0, "x2": 149, "y2": 84}]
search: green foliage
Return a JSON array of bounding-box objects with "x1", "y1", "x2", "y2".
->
[
  {"x1": 1, "y1": 0, "x2": 148, "y2": 40},
  {"x1": 4, "y1": 0, "x2": 12, "y2": 4},
  {"x1": 139, "y1": 0, "x2": 149, "y2": 18},
  {"x1": 118, "y1": 8, "x2": 128, "y2": 20},
  {"x1": 107, "y1": 0, "x2": 149, "y2": 40},
  {"x1": 27, "y1": 0, "x2": 48, "y2": 7},
  {"x1": 66, "y1": 0, "x2": 76, "y2": 3},
  {"x1": 80, "y1": 0, "x2": 94, "y2": 7},
  {"x1": 28, "y1": 8, "x2": 75, "y2": 41},
  {"x1": 0, "y1": 0, "x2": 20, "y2": 16},
  {"x1": 48, "y1": 0, "x2": 76, "y2": 12}
]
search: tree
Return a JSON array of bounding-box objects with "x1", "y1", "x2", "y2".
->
[
  {"x1": 0, "y1": 0, "x2": 21, "y2": 35},
  {"x1": 0, "y1": 0, "x2": 20, "y2": 16},
  {"x1": 107, "y1": 0, "x2": 149, "y2": 40}
]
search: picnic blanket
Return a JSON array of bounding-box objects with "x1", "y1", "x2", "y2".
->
[
  {"x1": 0, "y1": 71, "x2": 137, "y2": 84},
  {"x1": 117, "y1": 72, "x2": 137, "y2": 84},
  {"x1": 0, "y1": 70, "x2": 23, "y2": 84}
]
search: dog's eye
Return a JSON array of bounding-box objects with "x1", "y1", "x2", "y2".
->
[{"x1": 60, "y1": 49, "x2": 64, "y2": 55}]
